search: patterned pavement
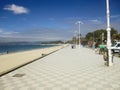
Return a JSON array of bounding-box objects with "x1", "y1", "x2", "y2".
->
[{"x1": 0, "y1": 46, "x2": 120, "y2": 90}]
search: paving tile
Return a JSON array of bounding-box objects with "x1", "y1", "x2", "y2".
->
[{"x1": 0, "y1": 46, "x2": 120, "y2": 90}]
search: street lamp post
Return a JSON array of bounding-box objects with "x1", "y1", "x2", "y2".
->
[
  {"x1": 74, "y1": 31, "x2": 77, "y2": 46},
  {"x1": 76, "y1": 21, "x2": 82, "y2": 47},
  {"x1": 102, "y1": 32, "x2": 104, "y2": 45},
  {"x1": 106, "y1": 0, "x2": 113, "y2": 66}
]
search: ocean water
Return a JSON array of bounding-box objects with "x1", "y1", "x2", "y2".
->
[{"x1": 0, "y1": 44, "x2": 55, "y2": 54}]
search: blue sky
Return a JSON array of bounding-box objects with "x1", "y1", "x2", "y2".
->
[{"x1": 0, "y1": 0, "x2": 120, "y2": 42}]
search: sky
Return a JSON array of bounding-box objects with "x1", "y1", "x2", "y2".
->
[{"x1": 0, "y1": 0, "x2": 120, "y2": 42}]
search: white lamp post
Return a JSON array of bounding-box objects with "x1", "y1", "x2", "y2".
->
[
  {"x1": 76, "y1": 21, "x2": 83, "y2": 47},
  {"x1": 74, "y1": 31, "x2": 77, "y2": 46},
  {"x1": 102, "y1": 32, "x2": 104, "y2": 45},
  {"x1": 106, "y1": 0, "x2": 113, "y2": 66}
]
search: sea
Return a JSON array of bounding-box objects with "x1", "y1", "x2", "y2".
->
[{"x1": 0, "y1": 44, "x2": 56, "y2": 54}]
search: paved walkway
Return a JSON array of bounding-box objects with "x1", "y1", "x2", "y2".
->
[{"x1": 0, "y1": 46, "x2": 120, "y2": 90}]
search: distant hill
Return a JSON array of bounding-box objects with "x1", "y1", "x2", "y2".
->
[
  {"x1": 41, "y1": 40, "x2": 64, "y2": 44},
  {"x1": 0, "y1": 41, "x2": 42, "y2": 45},
  {"x1": 0, "y1": 40, "x2": 65, "y2": 45}
]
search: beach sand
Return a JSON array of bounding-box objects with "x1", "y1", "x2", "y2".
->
[{"x1": 0, "y1": 45, "x2": 67, "y2": 76}]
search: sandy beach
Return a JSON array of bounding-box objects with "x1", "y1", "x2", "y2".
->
[{"x1": 0, "y1": 44, "x2": 67, "y2": 76}]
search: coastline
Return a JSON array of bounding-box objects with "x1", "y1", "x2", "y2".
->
[
  {"x1": 0, "y1": 44, "x2": 68, "y2": 76},
  {"x1": 0, "y1": 44, "x2": 57, "y2": 55}
]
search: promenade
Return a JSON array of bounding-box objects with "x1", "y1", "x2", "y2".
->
[{"x1": 0, "y1": 46, "x2": 120, "y2": 90}]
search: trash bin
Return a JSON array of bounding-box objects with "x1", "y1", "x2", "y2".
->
[{"x1": 71, "y1": 44, "x2": 76, "y2": 49}]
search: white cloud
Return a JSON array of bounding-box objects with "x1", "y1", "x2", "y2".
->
[
  {"x1": 0, "y1": 28, "x2": 71, "y2": 42},
  {"x1": 3, "y1": 31, "x2": 19, "y2": 35},
  {"x1": 111, "y1": 15, "x2": 120, "y2": 18},
  {"x1": 49, "y1": 18, "x2": 55, "y2": 21},
  {"x1": 0, "y1": 29, "x2": 3, "y2": 33},
  {"x1": 0, "y1": 28, "x2": 19, "y2": 37},
  {"x1": 4, "y1": 4, "x2": 29, "y2": 14},
  {"x1": 89, "y1": 19, "x2": 100, "y2": 23},
  {"x1": 0, "y1": 16, "x2": 8, "y2": 19},
  {"x1": 87, "y1": 19, "x2": 103, "y2": 26}
]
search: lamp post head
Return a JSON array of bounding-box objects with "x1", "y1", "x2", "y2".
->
[{"x1": 75, "y1": 21, "x2": 83, "y2": 24}]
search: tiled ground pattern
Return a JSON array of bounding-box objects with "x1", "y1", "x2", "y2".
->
[{"x1": 0, "y1": 46, "x2": 120, "y2": 90}]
